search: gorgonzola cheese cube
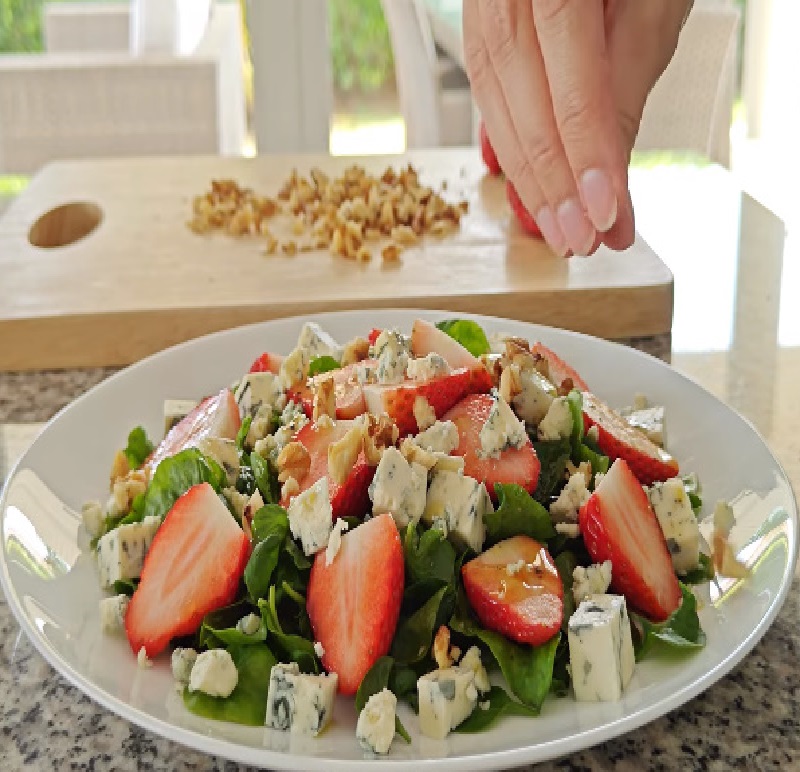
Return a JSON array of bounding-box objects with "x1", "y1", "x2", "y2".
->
[
  {"x1": 81, "y1": 500, "x2": 105, "y2": 539},
  {"x1": 96, "y1": 515, "x2": 161, "y2": 589},
  {"x1": 356, "y1": 688, "x2": 397, "y2": 755},
  {"x1": 265, "y1": 663, "x2": 338, "y2": 736},
  {"x1": 572, "y1": 561, "x2": 612, "y2": 603},
  {"x1": 297, "y1": 322, "x2": 343, "y2": 360},
  {"x1": 512, "y1": 369, "x2": 556, "y2": 426},
  {"x1": 549, "y1": 471, "x2": 590, "y2": 523},
  {"x1": 413, "y1": 420, "x2": 459, "y2": 455},
  {"x1": 478, "y1": 393, "x2": 527, "y2": 459},
  {"x1": 189, "y1": 649, "x2": 238, "y2": 698},
  {"x1": 235, "y1": 372, "x2": 286, "y2": 418},
  {"x1": 99, "y1": 594, "x2": 129, "y2": 634},
  {"x1": 537, "y1": 396, "x2": 573, "y2": 441},
  {"x1": 406, "y1": 353, "x2": 450, "y2": 381},
  {"x1": 280, "y1": 347, "x2": 311, "y2": 390},
  {"x1": 413, "y1": 396, "x2": 437, "y2": 431},
  {"x1": 287, "y1": 478, "x2": 333, "y2": 556},
  {"x1": 625, "y1": 405, "x2": 666, "y2": 447},
  {"x1": 373, "y1": 329, "x2": 411, "y2": 385},
  {"x1": 171, "y1": 647, "x2": 198, "y2": 684},
  {"x1": 423, "y1": 470, "x2": 491, "y2": 553},
  {"x1": 568, "y1": 594, "x2": 635, "y2": 702},
  {"x1": 236, "y1": 613, "x2": 262, "y2": 636},
  {"x1": 369, "y1": 447, "x2": 428, "y2": 528},
  {"x1": 458, "y1": 646, "x2": 490, "y2": 694},
  {"x1": 648, "y1": 478, "x2": 701, "y2": 574},
  {"x1": 325, "y1": 517, "x2": 349, "y2": 566},
  {"x1": 417, "y1": 664, "x2": 479, "y2": 739},
  {"x1": 196, "y1": 437, "x2": 240, "y2": 486}
]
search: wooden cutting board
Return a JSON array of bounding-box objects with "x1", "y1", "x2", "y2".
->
[{"x1": 0, "y1": 149, "x2": 672, "y2": 371}]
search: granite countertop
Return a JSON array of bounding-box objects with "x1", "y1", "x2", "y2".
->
[{"x1": 1, "y1": 163, "x2": 799, "y2": 770}]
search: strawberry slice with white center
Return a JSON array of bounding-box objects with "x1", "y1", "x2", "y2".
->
[
  {"x1": 579, "y1": 458, "x2": 682, "y2": 621},
  {"x1": 125, "y1": 482, "x2": 250, "y2": 657},
  {"x1": 287, "y1": 360, "x2": 373, "y2": 421},
  {"x1": 462, "y1": 535, "x2": 562, "y2": 645},
  {"x1": 362, "y1": 368, "x2": 473, "y2": 436},
  {"x1": 530, "y1": 342, "x2": 589, "y2": 392},
  {"x1": 306, "y1": 513, "x2": 404, "y2": 695},
  {"x1": 146, "y1": 388, "x2": 240, "y2": 473},
  {"x1": 443, "y1": 393, "x2": 541, "y2": 498},
  {"x1": 582, "y1": 391, "x2": 679, "y2": 485},
  {"x1": 411, "y1": 319, "x2": 493, "y2": 392},
  {"x1": 249, "y1": 351, "x2": 284, "y2": 374},
  {"x1": 280, "y1": 418, "x2": 374, "y2": 518}
]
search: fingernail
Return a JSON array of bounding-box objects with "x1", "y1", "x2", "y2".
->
[
  {"x1": 534, "y1": 206, "x2": 568, "y2": 257},
  {"x1": 580, "y1": 168, "x2": 618, "y2": 232},
  {"x1": 557, "y1": 198, "x2": 596, "y2": 256}
]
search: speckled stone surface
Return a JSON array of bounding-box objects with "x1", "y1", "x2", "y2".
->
[{"x1": 2, "y1": 333, "x2": 799, "y2": 770}]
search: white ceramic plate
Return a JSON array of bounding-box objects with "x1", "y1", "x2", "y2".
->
[{"x1": 1, "y1": 310, "x2": 797, "y2": 770}]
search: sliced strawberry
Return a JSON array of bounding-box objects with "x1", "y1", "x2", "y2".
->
[
  {"x1": 582, "y1": 392, "x2": 679, "y2": 485},
  {"x1": 307, "y1": 513, "x2": 404, "y2": 695},
  {"x1": 579, "y1": 458, "x2": 682, "y2": 621},
  {"x1": 125, "y1": 482, "x2": 250, "y2": 657},
  {"x1": 443, "y1": 393, "x2": 540, "y2": 498},
  {"x1": 530, "y1": 342, "x2": 589, "y2": 392},
  {"x1": 281, "y1": 418, "x2": 374, "y2": 518},
  {"x1": 411, "y1": 318, "x2": 493, "y2": 393},
  {"x1": 287, "y1": 360, "x2": 373, "y2": 420},
  {"x1": 146, "y1": 388, "x2": 240, "y2": 472},
  {"x1": 480, "y1": 122, "x2": 502, "y2": 176},
  {"x1": 462, "y1": 535, "x2": 562, "y2": 645},
  {"x1": 506, "y1": 181, "x2": 543, "y2": 238},
  {"x1": 367, "y1": 328, "x2": 382, "y2": 346},
  {"x1": 362, "y1": 368, "x2": 473, "y2": 436},
  {"x1": 249, "y1": 352, "x2": 284, "y2": 374}
]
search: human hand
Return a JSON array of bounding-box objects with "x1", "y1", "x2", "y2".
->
[{"x1": 464, "y1": 0, "x2": 691, "y2": 256}]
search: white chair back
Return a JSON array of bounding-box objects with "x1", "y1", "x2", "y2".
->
[{"x1": 635, "y1": 5, "x2": 739, "y2": 167}]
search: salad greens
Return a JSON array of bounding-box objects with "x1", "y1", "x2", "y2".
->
[
  {"x1": 485, "y1": 483, "x2": 556, "y2": 545},
  {"x1": 308, "y1": 355, "x2": 341, "y2": 377},
  {"x1": 630, "y1": 584, "x2": 706, "y2": 659},
  {"x1": 436, "y1": 319, "x2": 491, "y2": 357},
  {"x1": 123, "y1": 426, "x2": 154, "y2": 469}
]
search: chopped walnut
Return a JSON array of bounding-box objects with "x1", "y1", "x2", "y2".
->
[
  {"x1": 499, "y1": 363, "x2": 523, "y2": 404},
  {"x1": 413, "y1": 395, "x2": 437, "y2": 432},
  {"x1": 399, "y1": 437, "x2": 437, "y2": 471},
  {"x1": 312, "y1": 374, "x2": 336, "y2": 422},
  {"x1": 110, "y1": 450, "x2": 131, "y2": 490},
  {"x1": 381, "y1": 243, "x2": 402, "y2": 262},
  {"x1": 112, "y1": 469, "x2": 148, "y2": 515},
  {"x1": 432, "y1": 625, "x2": 460, "y2": 669},
  {"x1": 276, "y1": 441, "x2": 311, "y2": 484},
  {"x1": 327, "y1": 424, "x2": 364, "y2": 485},
  {"x1": 362, "y1": 413, "x2": 400, "y2": 466},
  {"x1": 340, "y1": 336, "x2": 370, "y2": 367},
  {"x1": 281, "y1": 476, "x2": 300, "y2": 501},
  {"x1": 556, "y1": 377, "x2": 575, "y2": 397}
]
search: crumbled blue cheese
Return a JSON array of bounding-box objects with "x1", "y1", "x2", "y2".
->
[
  {"x1": 555, "y1": 522, "x2": 580, "y2": 538},
  {"x1": 96, "y1": 515, "x2": 161, "y2": 589},
  {"x1": 99, "y1": 594, "x2": 129, "y2": 634},
  {"x1": 356, "y1": 688, "x2": 397, "y2": 755},
  {"x1": 478, "y1": 393, "x2": 528, "y2": 459},
  {"x1": 567, "y1": 594, "x2": 635, "y2": 702},
  {"x1": 297, "y1": 321, "x2": 343, "y2": 361},
  {"x1": 423, "y1": 470, "x2": 491, "y2": 553},
  {"x1": 287, "y1": 478, "x2": 334, "y2": 556},
  {"x1": 196, "y1": 437, "x2": 240, "y2": 486},
  {"x1": 81, "y1": 500, "x2": 105, "y2": 539},
  {"x1": 512, "y1": 369, "x2": 557, "y2": 426},
  {"x1": 624, "y1": 405, "x2": 666, "y2": 448},
  {"x1": 369, "y1": 447, "x2": 428, "y2": 527},
  {"x1": 413, "y1": 395, "x2": 437, "y2": 431},
  {"x1": 280, "y1": 347, "x2": 311, "y2": 389},
  {"x1": 265, "y1": 662, "x2": 338, "y2": 736},
  {"x1": 572, "y1": 561, "x2": 612, "y2": 603},
  {"x1": 537, "y1": 396, "x2": 573, "y2": 441},
  {"x1": 413, "y1": 420, "x2": 459, "y2": 455},
  {"x1": 458, "y1": 646, "x2": 490, "y2": 693},
  {"x1": 648, "y1": 478, "x2": 701, "y2": 574},
  {"x1": 235, "y1": 372, "x2": 286, "y2": 418},
  {"x1": 417, "y1": 663, "x2": 479, "y2": 739},
  {"x1": 549, "y1": 471, "x2": 590, "y2": 523},
  {"x1": 313, "y1": 641, "x2": 325, "y2": 658},
  {"x1": 406, "y1": 353, "x2": 450, "y2": 382},
  {"x1": 171, "y1": 647, "x2": 198, "y2": 684},
  {"x1": 373, "y1": 329, "x2": 410, "y2": 385},
  {"x1": 325, "y1": 518, "x2": 349, "y2": 566},
  {"x1": 236, "y1": 613, "x2": 262, "y2": 636},
  {"x1": 189, "y1": 649, "x2": 238, "y2": 698}
]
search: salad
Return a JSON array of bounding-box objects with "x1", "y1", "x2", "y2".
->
[{"x1": 82, "y1": 317, "x2": 748, "y2": 755}]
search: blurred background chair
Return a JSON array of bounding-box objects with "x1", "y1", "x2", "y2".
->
[
  {"x1": 0, "y1": 1, "x2": 246, "y2": 176},
  {"x1": 380, "y1": 0, "x2": 472, "y2": 147},
  {"x1": 634, "y1": 4, "x2": 739, "y2": 168}
]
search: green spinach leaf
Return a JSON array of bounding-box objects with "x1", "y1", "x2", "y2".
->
[
  {"x1": 454, "y1": 686, "x2": 538, "y2": 732},
  {"x1": 250, "y1": 451, "x2": 280, "y2": 505},
  {"x1": 391, "y1": 585, "x2": 455, "y2": 665},
  {"x1": 259, "y1": 587, "x2": 319, "y2": 673},
  {"x1": 355, "y1": 656, "x2": 411, "y2": 743},
  {"x1": 485, "y1": 484, "x2": 556, "y2": 545},
  {"x1": 403, "y1": 523, "x2": 457, "y2": 585},
  {"x1": 235, "y1": 415, "x2": 252, "y2": 451},
  {"x1": 435, "y1": 319, "x2": 491, "y2": 357},
  {"x1": 630, "y1": 584, "x2": 706, "y2": 660},
  {"x1": 123, "y1": 426, "x2": 154, "y2": 469},
  {"x1": 531, "y1": 438, "x2": 571, "y2": 503},
  {"x1": 680, "y1": 553, "x2": 715, "y2": 585},
  {"x1": 308, "y1": 356, "x2": 341, "y2": 377}
]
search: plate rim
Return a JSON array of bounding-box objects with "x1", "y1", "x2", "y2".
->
[{"x1": 2, "y1": 308, "x2": 797, "y2": 770}]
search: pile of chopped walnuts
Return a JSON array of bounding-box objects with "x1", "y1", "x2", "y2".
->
[{"x1": 187, "y1": 163, "x2": 469, "y2": 263}]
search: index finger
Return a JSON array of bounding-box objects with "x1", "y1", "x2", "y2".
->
[{"x1": 532, "y1": 0, "x2": 631, "y2": 240}]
